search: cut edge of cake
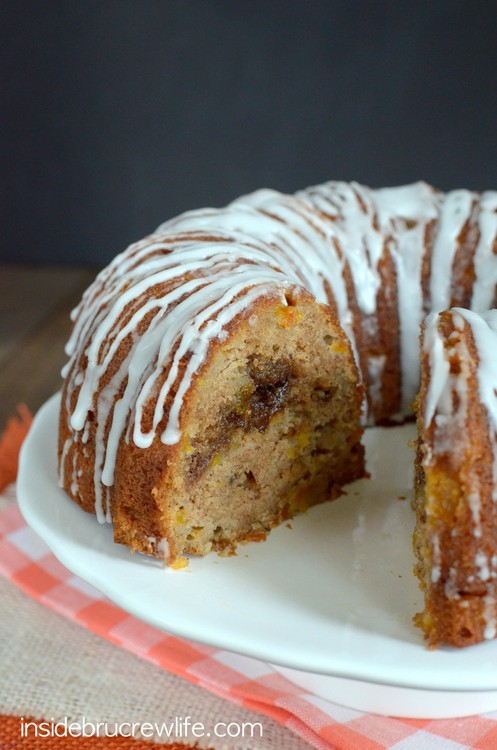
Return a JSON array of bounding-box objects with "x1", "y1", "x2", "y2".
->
[
  {"x1": 413, "y1": 308, "x2": 497, "y2": 647},
  {"x1": 60, "y1": 285, "x2": 366, "y2": 567}
]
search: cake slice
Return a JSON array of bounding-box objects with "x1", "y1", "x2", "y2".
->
[
  {"x1": 414, "y1": 308, "x2": 497, "y2": 646},
  {"x1": 59, "y1": 284, "x2": 365, "y2": 566}
]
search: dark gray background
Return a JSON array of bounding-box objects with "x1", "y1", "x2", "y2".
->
[{"x1": 2, "y1": 0, "x2": 497, "y2": 266}]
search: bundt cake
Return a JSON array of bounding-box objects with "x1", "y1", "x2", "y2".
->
[
  {"x1": 58, "y1": 180, "x2": 497, "y2": 645},
  {"x1": 414, "y1": 308, "x2": 497, "y2": 646}
]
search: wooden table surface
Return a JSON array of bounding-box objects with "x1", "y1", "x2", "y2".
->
[{"x1": 0, "y1": 264, "x2": 99, "y2": 430}]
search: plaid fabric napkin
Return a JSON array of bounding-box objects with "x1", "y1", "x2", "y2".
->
[{"x1": 2, "y1": 411, "x2": 497, "y2": 749}]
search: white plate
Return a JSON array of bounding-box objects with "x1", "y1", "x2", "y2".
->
[{"x1": 17, "y1": 395, "x2": 497, "y2": 718}]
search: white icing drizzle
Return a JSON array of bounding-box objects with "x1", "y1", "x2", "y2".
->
[
  {"x1": 376, "y1": 183, "x2": 440, "y2": 410},
  {"x1": 430, "y1": 190, "x2": 475, "y2": 312},
  {"x1": 302, "y1": 182, "x2": 445, "y2": 413},
  {"x1": 61, "y1": 180, "x2": 497, "y2": 532},
  {"x1": 160, "y1": 189, "x2": 357, "y2": 358},
  {"x1": 423, "y1": 312, "x2": 452, "y2": 428},
  {"x1": 298, "y1": 181, "x2": 384, "y2": 315},
  {"x1": 298, "y1": 182, "x2": 468, "y2": 415},
  {"x1": 453, "y1": 308, "x2": 497, "y2": 436},
  {"x1": 423, "y1": 307, "x2": 497, "y2": 616},
  {"x1": 58, "y1": 438, "x2": 71, "y2": 488},
  {"x1": 472, "y1": 191, "x2": 497, "y2": 313},
  {"x1": 476, "y1": 551, "x2": 490, "y2": 582},
  {"x1": 65, "y1": 247, "x2": 293, "y2": 519},
  {"x1": 367, "y1": 354, "x2": 386, "y2": 412},
  {"x1": 455, "y1": 308, "x2": 497, "y2": 507}
]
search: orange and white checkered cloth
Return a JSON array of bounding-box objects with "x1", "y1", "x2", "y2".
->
[{"x1": 2, "y1": 413, "x2": 497, "y2": 749}]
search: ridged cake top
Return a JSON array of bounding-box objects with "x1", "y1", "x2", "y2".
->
[
  {"x1": 422, "y1": 307, "x2": 497, "y2": 640},
  {"x1": 423, "y1": 307, "x2": 497, "y2": 458},
  {"x1": 60, "y1": 181, "x2": 497, "y2": 523}
]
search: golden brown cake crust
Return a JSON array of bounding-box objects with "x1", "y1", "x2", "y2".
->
[
  {"x1": 60, "y1": 287, "x2": 365, "y2": 564},
  {"x1": 58, "y1": 180, "x2": 497, "y2": 648},
  {"x1": 414, "y1": 311, "x2": 497, "y2": 647}
]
